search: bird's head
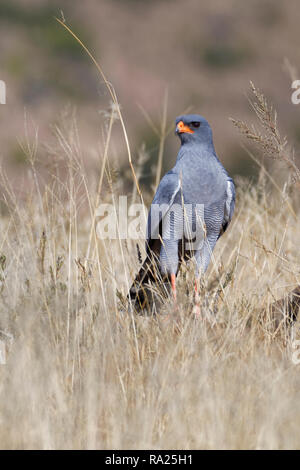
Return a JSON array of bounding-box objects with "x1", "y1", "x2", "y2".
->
[{"x1": 175, "y1": 114, "x2": 213, "y2": 146}]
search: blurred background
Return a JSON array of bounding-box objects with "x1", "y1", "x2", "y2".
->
[{"x1": 0, "y1": 0, "x2": 300, "y2": 194}]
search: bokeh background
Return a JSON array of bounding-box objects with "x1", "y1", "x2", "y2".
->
[
  {"x1": 1, "y1": 1, "x2": 300, "y2": 451},
  {"x1": 1, "y1": 0, "x2": 300, "y2": 192}
]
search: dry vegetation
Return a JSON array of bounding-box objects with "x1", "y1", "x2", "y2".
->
[{"x1": 0, "y1": 78, "x2": 299, "y2": 450}]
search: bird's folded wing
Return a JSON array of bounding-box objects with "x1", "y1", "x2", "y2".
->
[
  {"x1": 222, "y1": 178, "x2": 235, "y2": 233},
  {"x1": 146, "y1": 171, "x2": 181, "y2": 252}
]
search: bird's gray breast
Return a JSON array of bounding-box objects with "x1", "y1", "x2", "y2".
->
[
  {"x1": 176, "y1": 151, "x2": 228, "y2": 235},
  {"x1": 178, "y1": 153, "x2": 227, "y2": 205}
]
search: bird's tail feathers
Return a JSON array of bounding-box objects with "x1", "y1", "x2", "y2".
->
[{"x1": 128, "y1": 253, "x2": 167, "y2": 311}]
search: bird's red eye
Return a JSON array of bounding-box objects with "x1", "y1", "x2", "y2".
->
[{"x1": 191, "y1": 122, "x2": 200, "y2": 128}]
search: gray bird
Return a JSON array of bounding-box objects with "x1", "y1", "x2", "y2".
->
[{"x1": 129, "y1": 114, "x2": 235, "y2": 310}]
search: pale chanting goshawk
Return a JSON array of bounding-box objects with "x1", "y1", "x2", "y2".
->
[{"x1": 129, "y1": 114, "x2": 235, "y2": 310}]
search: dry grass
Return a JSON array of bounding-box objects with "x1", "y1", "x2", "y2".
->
[{"x1": 0, "y1": 79, "x2": 300, "y2": 450}]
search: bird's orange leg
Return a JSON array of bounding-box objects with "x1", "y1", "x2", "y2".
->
[
  {"x1": 171, "y1": 273, "x2": 177, "y2": 302},
  {"x1": 161, "y1": 274, "x2": 177, "y2": 322},
  {"x1": 193, "y1": 278, "x2": 201, "y2": 318}
]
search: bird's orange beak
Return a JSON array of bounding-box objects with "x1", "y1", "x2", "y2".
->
[{"x1": 176, "y1": 120, "x2": 194, "y2": 134}]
